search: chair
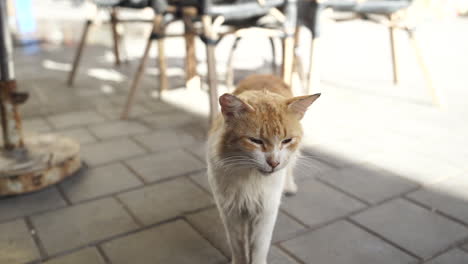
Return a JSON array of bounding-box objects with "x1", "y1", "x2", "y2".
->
[
  {"x1": 297, "y1": 0, "x2": 440, "y2": 106},
  {"x1": 199, "y1": 0, "x2": 298, "y2": 122},
  {"x1": 121, "y1": 0, "x2": 299, "y2": 122},
  {"x1": 120, "y1": 0, "x2": 199, "y2": 119},
  {"x1": 67, "y1": 0, "x2": 161, "y2": 87}
]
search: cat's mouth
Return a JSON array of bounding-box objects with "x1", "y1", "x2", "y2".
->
[{"x1": 258, "y1": 168, "x2": 278, "y2": 175}]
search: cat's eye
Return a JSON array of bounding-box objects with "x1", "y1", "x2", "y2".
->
[
  {"x1": 249, "y1": 137, "x2": 264, "y2": 145},
  {"x1": 282, "y1": 138, "x2": 293, "y2": 144}
]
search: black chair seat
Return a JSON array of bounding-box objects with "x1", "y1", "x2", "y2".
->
[
  {"x1": 93, "y1": 0, "x2": 168, "y2": 13},
  {"x1": 354, "y1": 0, "x2": 411, "y2": 15},
  {"x1": 93, "y1": 0, "x2": 148, "y2": 8},
  {"x1": 201, "y1": 0, "x2": 285, "y2": 22},
  {"x1": 315, "y1": 0, "x2": 411, "y2": 15}
]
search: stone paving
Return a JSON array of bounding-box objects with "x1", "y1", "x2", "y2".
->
[{"x1": 1, "y1": 13, "x2": 468, "y2": 264}]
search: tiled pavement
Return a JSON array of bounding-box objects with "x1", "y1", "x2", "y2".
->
[{"x1": 2, "y1": 16, "x2": 468, "y2": 264}]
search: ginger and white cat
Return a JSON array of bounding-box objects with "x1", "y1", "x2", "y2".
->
[{"x1": 206, "y1": 74, "x2": 320, "y2": 264}]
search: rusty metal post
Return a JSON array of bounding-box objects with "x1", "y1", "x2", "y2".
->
[
  {"x1": 0, "y1": 1, "x2": 82, "y2": 197},
  {"x1": 0, "y1": 0, "x2": 25, "y2": 150}
]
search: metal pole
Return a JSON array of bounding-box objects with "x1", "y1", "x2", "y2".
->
[
  {"x1": 0, "y1": 0, "x2": 14, "y2": 81},
  {"x1": 0, "y1": 0, "x2": 23, "y2": 150}
]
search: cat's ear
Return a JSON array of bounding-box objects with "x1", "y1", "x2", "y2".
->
[
  {"x1": 219, "y1": 93, "x2": 254, "y2": 118},
  {"x1": 287, "y1": 93, "x2": 321, "y2": 119}
]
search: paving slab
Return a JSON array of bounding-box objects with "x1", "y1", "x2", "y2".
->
[
  {"x1": 189, "y1": 171, "x2": 211, "y2": 194},
  {"x1": 23, "y1": 118, "x2": 53, "y2": 132},
  {"x1": 269, "y1": 246, "x2": 299, "y2": 264},
  {"x1": 364, "y1": 149, "x2": 463, "y2": 184},
  {"x1": 424, "y1": 249, "x2": 468, "y2": 264},
  {"x1": 187, "y1": 207, "x2": 305, "y2": 256},
  {"x1": 60, "y1": 163, "x2": 142, "y2": 203},
  {"x1": 48, "y1": 111, "x2": 106, "y2": 129},
  {"x1": 133, "y1": 130, "x2": 197, "y2": 152},
  {"x1": 43, "y1": 247, "x2": 105, "y2": 264},
  {"x1": 179, "y1": 121, "x2": 209, "y2": 140},
  {"x1": 102, "y1": 220, "x2": 226, "y2": 264},
  {"x1": 184, "y1": 142, "x2": 207, "y2": 162},
  {"x1": 81, "y1": 138, "x2": 146, "y2": 166},
  {"x1": 89, "y1": 120, "x2": 150, "y2": 139},
  {"x1": 55, "y1": 127, "x2": 97, "y2": 145},
  {"x1": 352, "y1": 198, "x2": 468, "y2": 259},
  {"x1": 407, "y1": 175, "x2": 468, "y2": 225},
  {"x1": 294, "y1": 155, "x2": 335, "y2": 182},
  {"x1": 282, "y1": 179, "x2": 366, "y2": 227},
  {"x1": 281, "y1": 220, "x2": 416, "y2": 264},
  {"x1": 126, "y1": 149, "x2": 205, "y2": 182},
  {"x1": 31, "y1": 198, "x2": 138, "y2": 255},
  {"x1": 98, "y1": 104, "x2": 151, "y2": 120},
  {"x1": 118, "y1": 178, "x2": 212, "y2": 225},
  {"x1": 0, "y1": 219, "x2": 40, "y2": 264},
  {"x1": 0, "y1": 187, "x2": 67, "y2": 222},
  {"x1": 140, "y1": 112, "x2": 202, "y2": 129},
  {"x1": 318, "y1": 164, "x2": 418, "y2": 204},
  {"x1": 140, "y1": 100, "x2": 180, "y2": 114}
]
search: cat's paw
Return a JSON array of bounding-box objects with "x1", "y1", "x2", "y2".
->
[{"x1": 283, "y1": 181, "x2": 298, "y2": 197}]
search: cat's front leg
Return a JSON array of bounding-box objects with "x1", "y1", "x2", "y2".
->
[
  {"x1": 220, "y1": 212, "x2": 250, "y2": 264},
  {"x1": 283, "y1": 165, "x2": 298, "y2": 196},
  {"x1": 249, "y1": 205, "x2": 280, "y2": 264}
]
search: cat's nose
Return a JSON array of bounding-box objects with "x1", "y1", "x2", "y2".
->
[{"x1": 267, "y1": 158, "x2": 280, "y2": 169}]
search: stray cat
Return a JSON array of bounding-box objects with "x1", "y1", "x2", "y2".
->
[{"x1": 207, "y1": 74, "x2": 320, "y2": 264}]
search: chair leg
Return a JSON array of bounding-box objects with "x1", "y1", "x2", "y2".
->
[
  {"x1": 121, "y1": 15, "x2": 163, "y2": 119},
  {"x1": 406, "y1": 29, "x2": 441, "y2": 107},
  {"x1": 226, "y1": 37, "x2": 241, "y2": 90},
  {"x1": 157, "y1": 34, "x2": 168, "y2": 96},
  {"x1": 389, "y1": 26, "x2": 399, "y2": 85},
  {"x1": 292, "y1": 25, "x2": 306, "y2": 92},
  {"x1": 282, "y1": 35, "x2": 295, "y2": 86},
  {"x1": 67, "y1": 19, "x2": 92, "y2": 87},
  {"x1": 183, "y1": 8, "x2": 199, "y2": 90},
  {"x1": 269, "y1": 37, "x2": 277, "y2": 75},
  {"x1": 202, "y1": 16, "x2": 219, "y2": 124},
  {"x1": 110, "y1": 7, "x2": 121, "y2": 66},
  {"x1": 307, "y1": 36, "x2": 320, "y2": 94}
]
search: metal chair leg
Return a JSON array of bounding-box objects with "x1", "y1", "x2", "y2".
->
[
  {"x1": 389, "y1": 26, "x2": 399, "y2": 85},
  {"x1": 202, "y1": 16, "x2": 219, "y2": 124},
  {"x1": 269, "y1": 37, "x2": 277, "y2": 74},
  {"x1": 226, "y1": 36, "x2": 241, "y2": 90},
  {"x1": 406, "y1": 28, "x2": 441, "y2": 107},
  {"x1": 282, "y1": 35, "x2": 295, "y2": 86},
  {"x1": 110, "y1": 7, "x2": 121, "y2": 66},
  {"x1": 121, "y1": 15, "x2": 163, "y2": 119},
  {"x1": 67, "y1": 19, "x2": 92, "y2": 87},
  {"x1": 292, "y1": 25, "x2": 306, "y2": 92}
]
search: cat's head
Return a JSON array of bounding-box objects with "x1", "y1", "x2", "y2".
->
[{"x1": 217, "y1": 91, "x2": 320, "y2": 175}]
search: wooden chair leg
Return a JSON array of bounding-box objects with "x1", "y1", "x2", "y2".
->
[
  {"x1": 157, "y1": 34, "x2": 168, "y2": 96},
  {"x1": 406, "y1": 29, "x2": 441, "y2": 107},
  {"x1": 202, "y1": 16, "x2": 219, "y2": 124},
  {"x1": 110, "y1": 8, "x2": 121, "y2": 66},
  {"x1": 67, "y1": 19, "x2": 92, "y2": 87},
  {"x1": 226, "y1": 37, "x2": 241, "y2": 90},
  {"x1": 121, "y1": 15, "x2": 163, "y2": 119},
  {"x1": 282, "y1": 35, "x2": 295, "y2": 86},
  {"x1": 183, "y1": 8, "x2": 199, "y2": 90},
  {"x1": 389, "y1": 26, "x2": 399, "y2": 85},
  {"x1": 307, "y1": 36, "x2": 320, "y2": 94}
]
